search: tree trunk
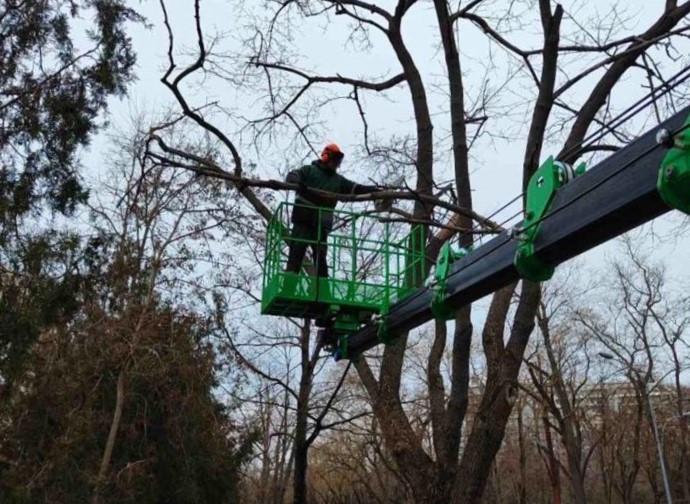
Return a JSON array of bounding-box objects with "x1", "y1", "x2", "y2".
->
[
  {"x1": 293, "y1": 322, "x2": 313, "y2": 504},
  {"x1": 673, "y1": 356, "x2": 690, "y2": 502},
  {"x1": 539, "y1": 311, "x2": 588, "y2": 504},
  {"x1": 351, "y1": 8, "x2": 439, "y2": 502},
  {"x1": 453, "y1": 281, "x2": 540, "y2": 503},
  {"x1": 293, "y1": 425, "x2": 308, "y2": 504},
  {"x1": 517, "y1": 400, "x2": 528, "y2": 504},
  {"x1": 566, "y1": 448, "x2": 587, "y2": 504},
  {"x1": 92, "y1": 369, "x2": 125, "y2": 504},
  {"x1": 429, "y1": 5, "x2": 474, "y2": 497},
  {"x1": 543, "y1": 415, "x2": 562, "y2": 504},
  {"x1": 681, "y1": 445, "x2": 690, "y2": 504}
]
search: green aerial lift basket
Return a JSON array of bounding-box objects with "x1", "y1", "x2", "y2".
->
[{"x1": 261, "y1": 202, "x2": 425, "y2": 333}]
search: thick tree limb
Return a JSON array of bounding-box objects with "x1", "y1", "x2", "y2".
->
[
  {"x1": 159, "y1": 0, "x2": 271, "y2": 220},
  {"x1": 146, "y1": 135, "x2": 500, "y2": 230},
  {"x1": 560, "y1": 2, "x2": 690, "y2": 161}
]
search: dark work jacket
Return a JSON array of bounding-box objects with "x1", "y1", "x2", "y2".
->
[{"x1": 286, "y1": 160, "x2": 378, "y2": 231}]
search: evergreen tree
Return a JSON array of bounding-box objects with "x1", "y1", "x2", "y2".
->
[
  {"x1": 0, "y1": 299, "x2": 254, "y2": 503},
  {"x1": 0, "y1": 0, "x2": 141, "y2": 223},
  {"x1": 0, "y1": 0, "x2": 141, "y2": 389}
]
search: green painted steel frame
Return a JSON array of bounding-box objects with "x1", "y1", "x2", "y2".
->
[
  {"x1": 658, "y1": 114, "x2": 690, "y2": 214},
  {"x1": 514, "y1": 157, "x2": 585, "y2": 282},
  {"x1": 430, "y1": 241, "x2": 469, "y2": 320},
  {"x1": 261, "y1": 202, "x2": 425, "y2": 337}
]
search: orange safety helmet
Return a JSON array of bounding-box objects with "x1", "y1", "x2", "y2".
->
[{"x1": 320, "y1": 143, "x2": 345, "y2": 164}]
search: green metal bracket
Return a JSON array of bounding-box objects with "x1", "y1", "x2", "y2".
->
[
  {"x1": 514, "y1": 157, "x2": 586, "y2": 282},
  {"x1": 330, "y1": 312, "x2": 358, "y2": 360},
  {"x1": 375, "y1": 308, "x2": 391, "y2": 344},
  {"x1": 657, "y1": 117, "x2": 690, "y2": 215},
  {"x1": 430, "y1": 241, "x2": 470, "y2": 320},
  {"x1": 337, "y1": 334, "x2": 349, "y2": 360}
]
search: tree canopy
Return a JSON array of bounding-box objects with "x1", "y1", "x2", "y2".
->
[{"x1": 0, "y1": 0, "x2": 141, "y2": 225}]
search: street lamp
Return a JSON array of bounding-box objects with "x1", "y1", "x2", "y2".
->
[{"x1": 598, "y1": 352, "x2": 674, "y2": 504}]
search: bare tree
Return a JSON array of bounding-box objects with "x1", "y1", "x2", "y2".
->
[
  {"x1": 144, "y1": 1, "x2": 690, "y2": 502},
  {"x1": 0, "y1": 114, "x2": 252, "y2": 502},
  {"x1": 576, "y1": 237, "x2": 690, "y2": 503},
  {"x1": 219, "y1": 310, "x2": 370, "y2": 504},
  {"x1": 87, "y1": 118, "x2": 239, "y2": 502},
  {"x1": 523, "y1": 273, "x2": 601, "y2": 503}
]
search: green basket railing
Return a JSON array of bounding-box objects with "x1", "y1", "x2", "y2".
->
[{"x1": 261, "y1": 202, "x2": 425, "y2": 323}]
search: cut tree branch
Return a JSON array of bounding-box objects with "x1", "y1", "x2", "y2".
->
[{"x1": 146, "y1": 135, "x2": 501, "y2": 231}]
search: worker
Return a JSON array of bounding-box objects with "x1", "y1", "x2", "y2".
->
[
  {"x1": 284, "y1": 143, "x2": 389, "y2": 277},
  {"x1": 284, "y1": 143, "x2": 390, "y2": 346}
]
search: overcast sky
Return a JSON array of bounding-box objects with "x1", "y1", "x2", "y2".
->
[
  {"x1": 81, "y1": 0, "x2": 690, "y2": 380},
  {"x1": 86, "y1": 1, "x2": 690, "y2": 271}
]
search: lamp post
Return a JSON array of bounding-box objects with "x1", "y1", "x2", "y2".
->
[{"x1": 598, "y1": 352, "x2": 673, "y2": 504}]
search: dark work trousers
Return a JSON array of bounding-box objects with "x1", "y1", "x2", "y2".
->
[{"x1": 285, "y1": 223, "x2": 329, "y2": 277}]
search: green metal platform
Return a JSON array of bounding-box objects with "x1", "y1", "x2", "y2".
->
[{"x1": 261, "y1": 202, "x2": 425, "y2": 331}]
